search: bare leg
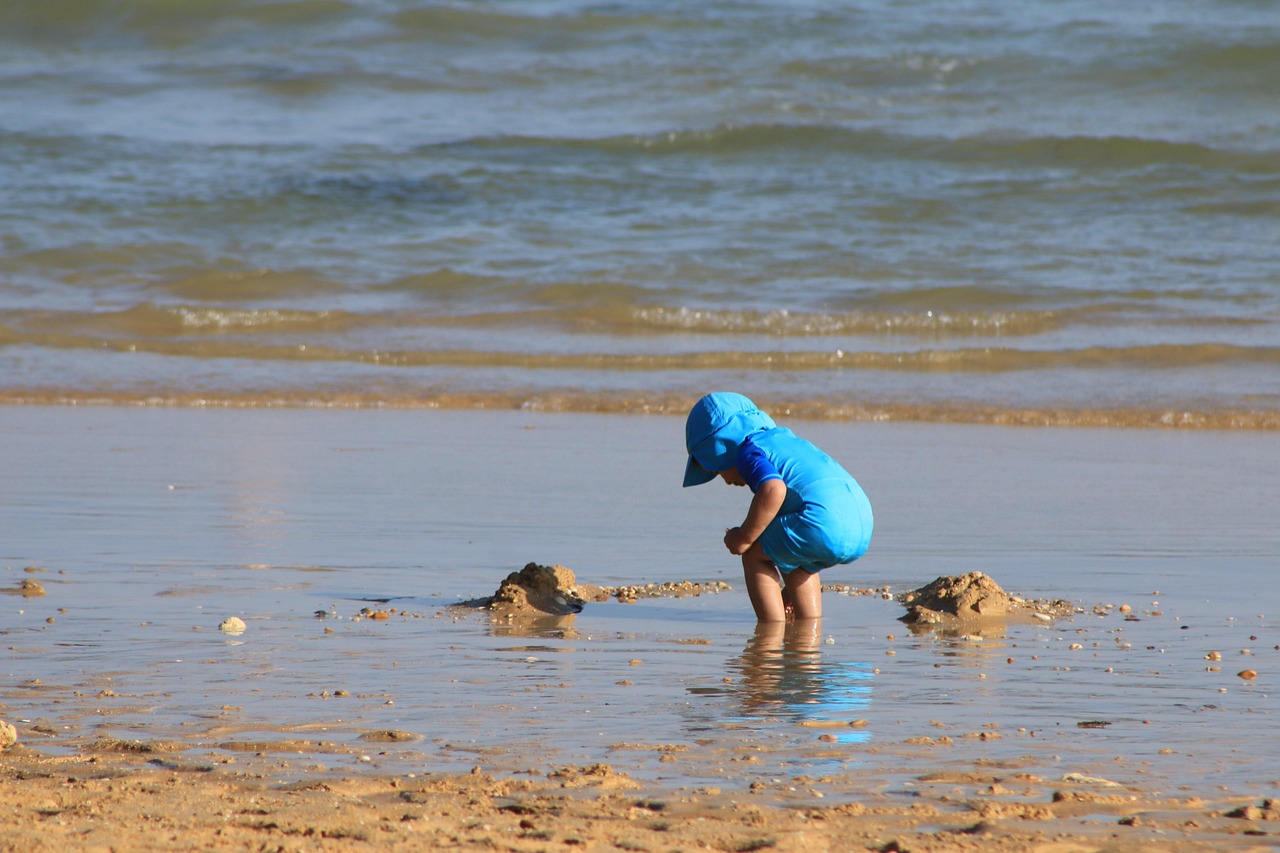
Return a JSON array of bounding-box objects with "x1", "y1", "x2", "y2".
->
[
  {"x1": 741, "y1": 541, "x2": 787, "y2": 622},
  {"x1": 782, "y1": 568, "x2": 822, "y2": 620}
]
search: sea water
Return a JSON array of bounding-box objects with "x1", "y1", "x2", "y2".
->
[{"x1": 1, "y1": 0, "x2": 1278, "y2": 427}]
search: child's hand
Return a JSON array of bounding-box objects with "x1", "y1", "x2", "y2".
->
[{"x1": 723, "y1": 526, "x2": 754, "y2": 555}]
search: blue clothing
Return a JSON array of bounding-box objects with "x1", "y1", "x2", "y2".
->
[
  {"x1": 736, "y1": 428, "x2": 874, "y2": 574},
  {"x1": 683, "y1": 392, "x2": 775, "y2": 487}
]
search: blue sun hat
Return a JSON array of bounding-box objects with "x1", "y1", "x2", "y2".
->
[{"x1": 683, "y1": 392, "x2": 776, "y2": 487}]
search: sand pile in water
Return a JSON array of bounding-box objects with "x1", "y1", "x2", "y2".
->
[
  {"x1": 899, "y1": 572, "x2": 1077, "y2": 625},
  {"x1": 484, "y1": 562, "x2": 608, "y2": 617},
  {"x1": 899, "y1": 572, "x2": 1012, "y2": 623},
  {"x1": 461, "y1": 563, "x2": 731, "y2": 619}
]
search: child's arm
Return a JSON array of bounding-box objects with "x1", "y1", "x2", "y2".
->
[{"x1": 723, "y1": 479, "x2": 786, "y2": 555}]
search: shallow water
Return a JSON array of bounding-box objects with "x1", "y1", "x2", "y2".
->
[
  {"x1": 1, "y1": 407, "x2": 1275, "y2": 800},
  {"x1": 2, "y1": 1, "x2": 1278, "y2": 427}
]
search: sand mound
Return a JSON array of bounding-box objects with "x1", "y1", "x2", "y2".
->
[
  {"x1": 898, "y1": 572, "x2": 1077, "y2": 627},
  {"x1": 484, "y1": 562, "x2": 608, "y2": 617},
  {"x1": 899, "y1": 572, "x2": 1011, "y2": 623},
  {"x1": 461, "y1": 563, "x2": 732, "y2": 620}
]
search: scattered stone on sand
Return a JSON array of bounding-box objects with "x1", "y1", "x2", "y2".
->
[
  {"x1": 0, "y1": 720, "x2": 17, "y2": 751},
  {"x1": 219, "y1": 616, "x2": 247, "y2": 635},
  {"x1": 603, "y1": 579, "x2": 731, "y2": 603},
  {"x1": 899, "y1": 572, "x2": 1075, "y2": 625},
  {"x1": 820, "y1": 583, "x2": 883, "y2": 596},
  {"x1": 1237, "y1": 669, "x2": 1258, "y2": 680}
]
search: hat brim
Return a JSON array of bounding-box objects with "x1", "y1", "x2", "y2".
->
[{"x1": 682, "y1": 455, "x2": 717, "y2": 487}]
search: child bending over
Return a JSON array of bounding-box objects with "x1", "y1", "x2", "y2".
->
[{"x1": 683, "y1": 392, "x2": 874, "y2": 622}]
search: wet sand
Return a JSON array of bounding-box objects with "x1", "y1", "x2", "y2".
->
[
  {"x1": 2, "y1": 739, "x2": 1278, "y2": 852},
  {"x1": 1, "y1": 406, "x2": 1277, "y2": 851}
]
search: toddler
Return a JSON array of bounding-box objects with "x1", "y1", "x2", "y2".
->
[{"x1": 683, "y1": 392, "x2": 873, "y2": 621}]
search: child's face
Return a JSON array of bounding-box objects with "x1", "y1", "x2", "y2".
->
[{"x1": 718, "y1": 467, "x2": 747, "y2": 487}]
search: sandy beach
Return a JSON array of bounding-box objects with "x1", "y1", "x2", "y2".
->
[
  {"x1": 2, "y1": 738, "x2": 1278, "y2": 853},
  {"x1": 6, "y1": 0, "x2": 1279, "y2": 847},
  {"x1": 1, "y1": 407, "x2": 1277, "y2": 851}
]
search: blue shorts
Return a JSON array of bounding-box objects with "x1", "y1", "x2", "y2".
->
[{"x1": 759, "y1": 481, "x2": 874, "y2": 575}]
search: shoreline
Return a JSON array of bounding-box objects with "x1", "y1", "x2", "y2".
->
[
  {"x1": 1, "y1": 393, "x2": 1277, "y2": 431},
  {"x1": 2, "y1": 737, "x2": 1276, "y2": 852}
]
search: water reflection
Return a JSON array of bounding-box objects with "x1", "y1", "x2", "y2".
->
[
  {"x1": 902, "y1": 616, "x2": 1009, "y2": 641},
  {"x1": 485, "y1": 613, "x2": 580, "y2": 639},
  {"x1": 724, "y1": 619, "x2": 874, "y2": 744}
]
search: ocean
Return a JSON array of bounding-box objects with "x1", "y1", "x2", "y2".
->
[{"x1": 2, "y1": 0, "x2": 1278, "y2": 428}]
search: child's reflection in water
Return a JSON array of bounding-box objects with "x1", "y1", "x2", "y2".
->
[{"x1": 730, "y1": 619, "x2": 873, "y2": 743}]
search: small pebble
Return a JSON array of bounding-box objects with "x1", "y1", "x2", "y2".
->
[{"x1": 1237, "y1": 670, "x2": 1258, "y2": 680}]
